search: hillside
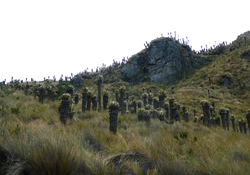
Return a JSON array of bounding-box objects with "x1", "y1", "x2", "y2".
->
[
  {"x1": 0, "y1": 31, "x2": 250, "y2": 174},
  {"x1": 72, "y1": 31, "x2": 250, "y2": 118}
]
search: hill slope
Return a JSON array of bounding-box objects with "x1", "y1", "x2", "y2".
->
[{"x1": 1, "y1": 31, "x2": 250, "y2": 175}]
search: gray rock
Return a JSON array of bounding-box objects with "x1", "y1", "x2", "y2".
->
[
  {"x1": 122, "y1": 37, "x2": 205, "y2": 84},
  {"x1": 223, "y1": 78, "x2": 233, "y2": 87},
  {"x1": 73, "y1": 74, "x2": 83, "y2": 92},
  {"x1": 220, "y1": 73, "x2": 233, "y2": 87}
]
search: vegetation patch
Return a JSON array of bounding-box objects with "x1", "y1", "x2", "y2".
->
[
  {"x1": 56, "y1": 81, "x2": 72, "y2": 87},
  {"x1": 240, "y1": 48, "x2": 250, "y2": 59}
]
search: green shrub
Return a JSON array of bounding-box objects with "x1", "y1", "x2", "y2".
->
[
  {"x1": 11, "y1": 107, "x2": 20, "y2": 114},
  {"x1": 4, "y1": 90, "x2": 13, "y2": 95},
  {"x1": 56, "y1": 82, "x2": 72, "y2": 87},
  {"x1": 12, "y1": 124, "x2": 21, "y2": 135},
  {"x1": 179, "y1": 131, "x2": 188, "y2": 139}
]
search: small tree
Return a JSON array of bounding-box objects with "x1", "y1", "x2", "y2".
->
[
  {"x1": 169, "y1": 98, "x2": 175, "y2": 121},
  {"x1": 74, "y1": 93, "x2": 79, "y2": 105},
  {"x1": 59, "y1": 93, "x2": 71, "y2": 124},
  {"x1": 87, "y1": 90, "x2": 92, "y2": 111},
  {"x1": 126, "y1": 92, "x2": 129, "y2": 102},
  {"x1": 219, "y1": 108, "x2": 229, "y2": 130},
  {"x1": 173, "y1": 101, "x2": 181, "y2": 122},
  {"x1": 103, "y1": 89, "x2": 109, "y2": 110},
  {"x1": 164, "y1": 102, "x2": 169, "y2": 120},
  {"x1": 246, "y1": 109, "x2": 250, "y2": 130},
  {"x1": 66, "y1": 85, "x2": 74, "y2": 97},
  {"x1": 97, "y1": 75, "x2": 102, "y2": 111},
  {"x1": 108, "y1": 101, "x2": 120, "y2": 134},
  {"x1": 38, "y1": 85, "x2": 45, "y2": 104},
  {"x1": 25, "y1": 84, "x2": 29, "y2": 96},
  {"x1": 142, "y1": 93, "x2": 148, "y2": 107},
  {"x1": 138, "y1": 108, "x2": 145, "y2": 121},
  {"x1": 137, "y1": 100, "x2": 142, "y2": 109},
  {"x1": 157, "y1": 109, "x2": 165, "y2": 121},
  {"x1": 201, "y1": 100, "x2": 210, "y2": 127},
  {"x1": 242, "y1": 119, "x2": 247, "y2": 134},
  {"x1": 153, "y1": 97, "x2": 159, "y2": 109},
  {"x1": 82, "y1": 87, "x2": 88, "y2": 113},
  {"x1": 115, "y1": 90, "x2": 119, "y2": 102},
  {"x1": 193, "y1": 108, "x2": 197, "y2": 118},
  {"x1": 148, "y1": 92, "x2": 153, "y2": 105},
  {"x1": 158, "y1": 90, "x2": 167, "y2": 108},
  {"x1": 130, "y1": 99, "x2": 137, "y2": 114},
  {"x1": 119, "y1": 85, "x2": 126, "y2": 115},
  {"x1": 92, "y1": 94, "x2": 97, "y2": 111},
  {"x1": 184, "y1": 111, "x2": 189, "y2": 122},
  {"x1": 215, "y1": 116, "x2": 221, "y2": 126},
  {"x1": 230, "y1": 116, "x2": 236, "y2": 132},
  {"x1": 225, "y1": 108, "x2": 230, "y2": 130},
  {"x1": 238, "y1": 119, "x2": 243, "y2": 133}
]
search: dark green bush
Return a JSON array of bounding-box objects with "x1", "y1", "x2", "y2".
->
[
  {"x1": 179, "y1": 131, "x2": 188, "y2": 139},
  {"x1": 56, "y1": 82, "x2": 72, "y2": 88},
  {"x1": 4, "y1": 90, "x2": 13, "y2": 95},
  {"x1": 11, "y1": 107, "x2": 20, "y2": 114}
]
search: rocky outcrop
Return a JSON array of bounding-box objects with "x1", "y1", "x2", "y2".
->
[
  {"x1": 121, "y1": 37, "x2": 205, "y2": 84},
  {"x1": 73, "y1": 74, "x2": 83, "y2": 92}
]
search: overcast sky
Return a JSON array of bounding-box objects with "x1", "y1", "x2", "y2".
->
[{"x1": 0, "y1": 0, "x2": 249, "y2": 82}]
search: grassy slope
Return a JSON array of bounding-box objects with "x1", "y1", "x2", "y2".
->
[
  {"x1": 0, "y1": 92, "x2": 250, "y2": 175},
  {"x1": 0, "y1": 32, "x2": 250, "y2": 174},
  {"x1": 174, "y1": 40, "x2": 250, "y2": 119}
]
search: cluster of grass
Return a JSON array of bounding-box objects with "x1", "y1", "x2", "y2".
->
[{"x1": 0, "y1": 90, "x2": 250, "y2": 175}]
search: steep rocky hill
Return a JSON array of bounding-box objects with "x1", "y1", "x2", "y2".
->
[
  {"x1": 67, "y1": 31, "x2": 250, "y2": 116},
  {"x1": 121, "y1": 37, "x2": 205, "y2": 85}
]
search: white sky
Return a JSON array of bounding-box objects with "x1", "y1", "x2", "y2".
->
[{"x1": 0, "y1": 0, "x2": 249, "y2": 82}]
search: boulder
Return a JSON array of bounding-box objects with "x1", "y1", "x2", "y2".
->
[{"x1": 122, "y1": 37, "x2": 205, "y2": 84}]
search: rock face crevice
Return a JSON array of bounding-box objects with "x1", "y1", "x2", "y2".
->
[{"x1": 121, "y1": 37, "x2": 205, "y2": 84}]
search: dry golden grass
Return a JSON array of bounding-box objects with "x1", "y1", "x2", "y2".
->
[{"x1": 0, "y1": 89, "x2": 250, "y2": 175}]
